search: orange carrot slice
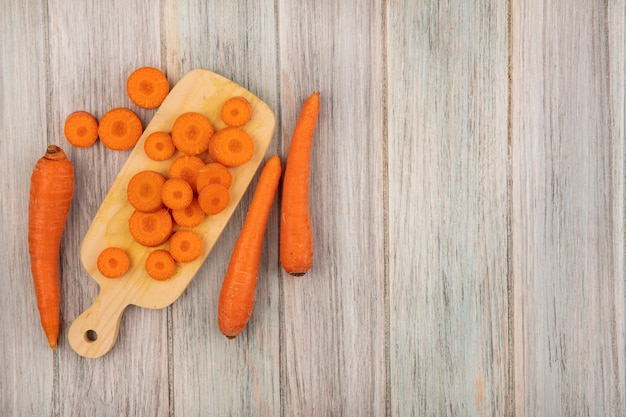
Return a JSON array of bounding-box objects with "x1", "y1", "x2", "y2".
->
[
  {"x1": 208, "y1": 127, "x2": 255, "y2": 167},
  {"x1": 171, "y1": 112, "x2": 214, "y2": 155},
  {"x1": 126, "y1": 66, "x2": 170, "y2": 109},
  {"x1": 64, "y1": 111, "x2": 99, "y2": 148},
  {"x1": 196, "y1": 162, "x2": 232, "y2": 193},
  {"x1": 198, "y1": 183, "x2": 230, "y2": 215},
  {"x1": 128, "y1": 208, "x2": 173, "y2": 247},
  {"x1": 97, "y1": 247, "x2": 130, "y2": 278},
  {"x1": 145, "y1": 250, "x2": 176, "y2": 281},
  {"x1": 144, "y1": 131, "x2": 175, "y2": 161},
  {"x1": 126, "y1": 170, "x2": 166, "y2": 212},
  {"x1": 169, "y1": 229, "x2": 203, "y2": 263},
  {"x1": 98, "y1": 108, "x2": 143, "y2": 151},
  {"x1": 220, "y1": 96, "x2": 252, "y2": 127}
]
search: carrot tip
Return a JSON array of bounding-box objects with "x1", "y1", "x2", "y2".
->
[{"x1": 47, "y1": 336, "x2": 57, "y2": 349}]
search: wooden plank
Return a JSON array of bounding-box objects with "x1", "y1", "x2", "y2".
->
[
  {"x1": 45, "y1": 1, "x2": 169, "y2": 415},
  {"x1": 164, "y1": 1, "x2": 281, "y2": 416},
  {"x1": 387, "y1": 1, "x2": 510, "y2": 415},
  {"x1": 510, "y1": 0, "x2": 625, "y2": 415},
  {"x1": 0, "y1": 0, "x2": 54, "y2": 414},
  {"x1": 278, "y1": 1, "x2": 386, "y2": 415}
]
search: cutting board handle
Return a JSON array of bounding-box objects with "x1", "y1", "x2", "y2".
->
[{"x1": 68, "y1": 290, "x2": 129, "y2": 358}]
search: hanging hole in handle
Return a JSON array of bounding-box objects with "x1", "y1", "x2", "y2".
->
[{"x1": 84, "y1": 330, "x2": 98, "y2": 343}]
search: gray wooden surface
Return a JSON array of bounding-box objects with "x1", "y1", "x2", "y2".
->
[{"x1": 0, "y1": 0, "x2": 623, "y2": 416}]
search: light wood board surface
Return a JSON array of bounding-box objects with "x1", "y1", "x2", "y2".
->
[{"x1": 0, "y1": 0, "x2": 623, "y2": 416}]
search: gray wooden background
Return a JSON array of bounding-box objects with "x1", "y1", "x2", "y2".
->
[{"x1": 1, "y1": 0, "x2": 624, "y2": 416}]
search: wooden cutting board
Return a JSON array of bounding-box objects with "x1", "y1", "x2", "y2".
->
[{"x1": 68, "y1": 69, "x2": 276, "y2": 358}]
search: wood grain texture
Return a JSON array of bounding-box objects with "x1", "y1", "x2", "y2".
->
[
  {"x1": 510, "y1": 0, "x2": 625, "y2": 415},
  {"x1": 278, "y1": 1, "x2": 386, "y2": 416},
  {"x1": 2, "y1": 0, "x2": 626, "y2": 415},
  {"x1": 46, "y1": 0, "x2": 169, "y2": 415},
  {"x1": 387, "y1": 1, "x2": 510, "y2": 415},
  {"x1": 165, "y1": 1, "x2": 282, "y2": 416},
  {"x1": 0, "y1": 0, "x2": 53, "y2": 414}
]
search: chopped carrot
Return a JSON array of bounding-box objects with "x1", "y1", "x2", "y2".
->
[
  {"x1": 28, "y1": 145, "x2": 74, "y2": 348},
  {"x1": 171, "y1": 112, "x2": 214, "y2": 155},
  {"x1": 128, "y1": 208, "x2": 173, "y2": 247},
  {"x1": 198, "y1": 183, "x2": 230, "y2": 215},
  {"x1": 127, "y1": 170, "x2": 166, "y2": 212},
  {"x1": 169, "y1": 229, "x2": 203, "y2": 263},
  {"x1": 208, "y1": 127, "x2": 255, "y2": 167},
  {"x1": 171, "y1": 198, "x2": 205, "y2": 228},
  {"x1": 126, "y1": 66, "x2": 170, "y2": 109},
  {"x1": 218, "y1": 156, "x2": 282, "y2": 338},
  {"x1": 64, "y1": 111, "x2": 99, "y2": 148},
  {"x1": 144, "y1": 131, "x2": 175, "y2": 161},
  {"x1": 220, "y1": 96, "x2": 252, "y2": 127},
  {"x1": 196, "y1": 162, "x2": 232, "y2": 193},
  {"x1": 97, "y1": 247, "x2": 130, "y2": 278},
  {"x1": 98, "y1": 108, "x2": 143, "y2": 151},
  {"x1": 280, "y1": 92, "x2": 320, "y2": 276},
  {"x1": 145, "y1": 250, "x2": 176, "y2": 281},
  {"x1": 168, "y1": 155, "x2": 205, "y2": 193},
  {"x1": 161, "y1": 178, "x2": 193, "y2": 210}
]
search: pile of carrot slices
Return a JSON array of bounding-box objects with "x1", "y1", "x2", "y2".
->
[{"x1": 104, "y1": 92, "x2": 258, "y2": 281}]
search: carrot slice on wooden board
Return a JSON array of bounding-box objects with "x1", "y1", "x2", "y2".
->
[
  {"x1": 171, "y1": 198, "x2": 205, "y2": 228},
  {"x1": 218, "y1": 155, "x2": 282, "y2": 338},
  {"x1": 144, "y1": 131, "x2": 175, "y2": 161},
  {"x1": 145, "y1": 250, "x2": 176, "y2": 281},
  {"x1": 168, "y1": 155, "x2": 205, "y2": 193},
  {"x1": 126, "y1": 170, "x2": 166, "y2": 212},
  {"x1": 280, "y1": 92, "x2": 320, "y2": 276},
  {"x1": 208, "y1": 127, "x2": 255, "y2": 167},
  {"x1": 220, "y1": 96, "x2": 252, "y2": 127},
  {"x1": 198, "y1": 183, "x2": 230, "y2": 215},
  {"x1": 97, "y1": 247, "x2": 130, "y2": 278},
  {"x1": 171, "y1": 112, "x2": 214, "y2": 155},
  {"x1": 196, "y1": 162, "x2": 232, "y2": 193},
  {"x1": 161, "y1": 178, "x2": 193, "y2": 210},
  {"x1": 28, "y1": 145, "x2": 75, "y2": 348},
  {"x1": 169, "y1": 229, "x2": 203, "y2": 263},
  {"x1": 128, "y1": 208, "x2": 173, "y2": 247},
  {"x1": 126, "y1": 66, "x2": 170, "y2": 109},
  {"x1": 98, "y1": 108, "x2": 143, "y2": 150},
  {"x1": 64, "y1": 111, "x2": 99, "y2": 148}
]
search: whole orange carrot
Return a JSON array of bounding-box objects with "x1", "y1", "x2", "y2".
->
[
  {"x1": 28, "y1": 145, "x2": 75, "y2": 348},
  {"x1": 218, "y1": 155, "x2": 282, "y2": 338},
  {"x1": 280, "y1": 92, "x2": 320, "y2": 276}
]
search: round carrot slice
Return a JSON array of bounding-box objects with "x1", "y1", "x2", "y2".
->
[
  {"x1": 126, "y1": 66, "x2": 170, "y2": 109},
  {"x1": 196, "y1": 162, "x2": 232, "y2": 193},
  {"x1": 171, "y1": 198, "x2": 205, "y2": 228},
  {"x1": 144, "y1": 131, "x2": 175, "y2": 161},
  {"x1": 168, "y1": 155, "x2": 205, "y2": 192},
  {"x1": 220, "y1": 96, "x2": 252, "y2": 127},
  {"x1": 198, "y1": 183, "x2": 230, "y2": 215},
  {"x1": 97, "y1": 247, "x2": 130, "y2": 278},
  {"x1": 169, "y1": 229, "x2": 203, "y2": 263},
  {"x1": 98, "y1": 108, "x2": 143, "y2": 151},
  {"x1": 171, "y1": 112, "x2": 214, "y2": 156},
  {"x1": 161, "y1": 178, "x2": 193, "y2": 210},
  {"x1": 64, "y1": 111, "x2": 99, "y2": 148},
  {"x1": 208, "y1": 127, "x2": 255, "y2": 167},
  {"x1": 127, "y1": 170, "x2": 166, "y2": 212},
  {"x1": 145, "y1": 250, "x2": 176, "y2": 281},
  {"x1": 128, "y1": 208, "x2": 173, "y2": 247}
]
